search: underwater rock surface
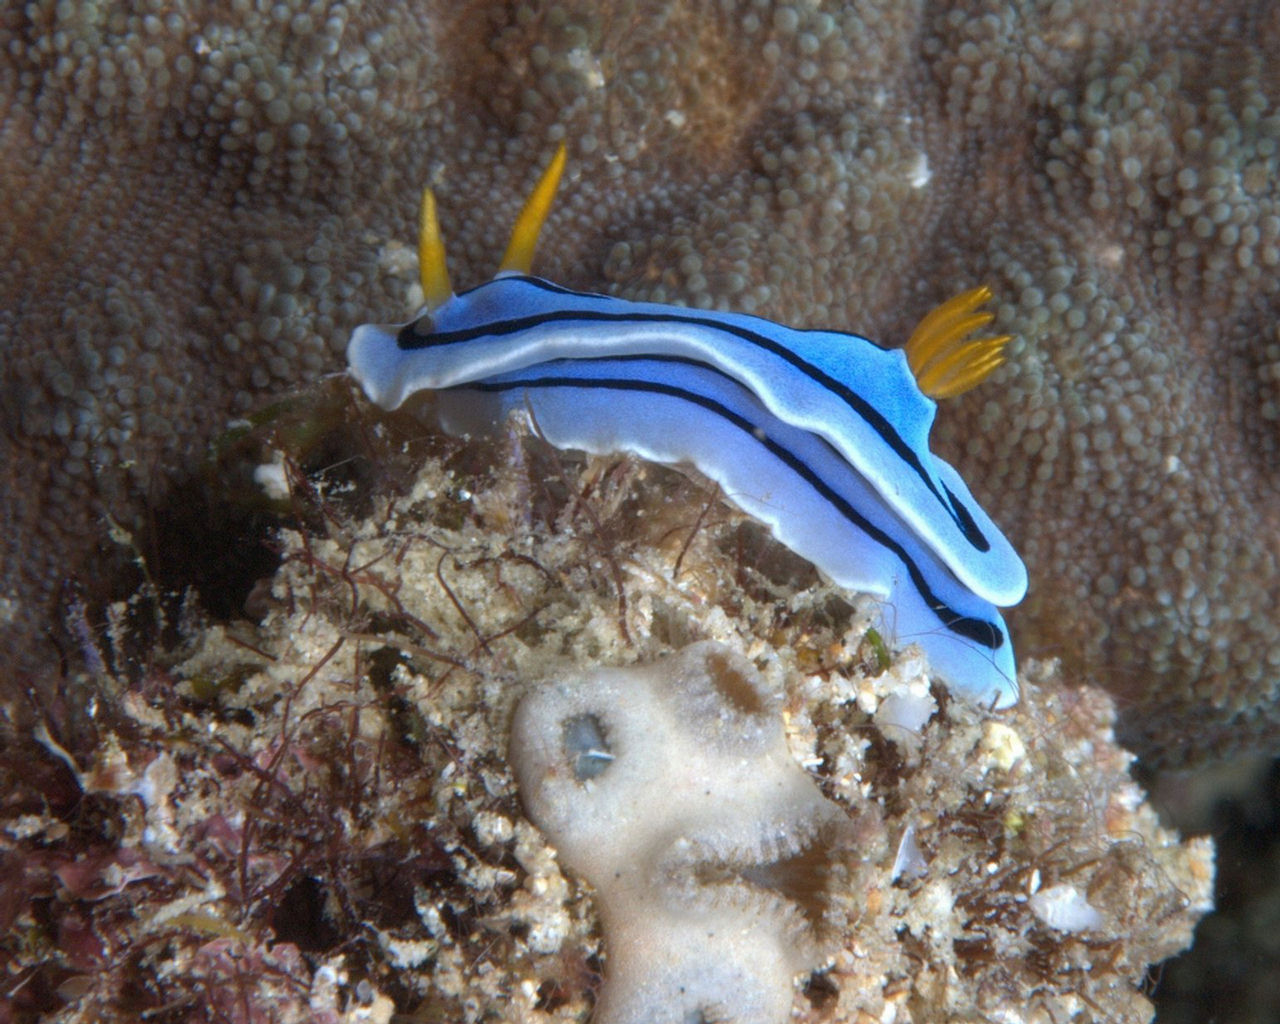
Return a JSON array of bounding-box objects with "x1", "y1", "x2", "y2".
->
[{"x1": 0, "y1": 401, "x2": 1211, "y2": 1022}]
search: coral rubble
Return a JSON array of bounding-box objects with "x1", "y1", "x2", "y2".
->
[{"x1": 0, "y1": 403, "x2": 1211, "y2": 1022}]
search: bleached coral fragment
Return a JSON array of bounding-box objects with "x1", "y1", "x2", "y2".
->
[
  {"x1": 979, "y1": 721, "x2": 1027, "y2": 772},
  {"x1": 510, "y1": 642, "x2": 854, "y2": 1024}
]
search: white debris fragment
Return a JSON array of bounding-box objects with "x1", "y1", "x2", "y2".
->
[
  {"x1": 1030, "y1": 884, "x2": 1103, "y2": 932},
  {"x1": 891, "y1": 824, "x2": 929, "y2": 882},
  {"x1": 979, "y1": 721, "x2": 1026, "y2": 772},
  {"x1": 254, "y1": 453, "x2": 290, "y2": 500}
]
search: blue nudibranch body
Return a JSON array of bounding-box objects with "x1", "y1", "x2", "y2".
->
[{"x1": 347, "y1": 145, "x2": 1027, "y2": 708}]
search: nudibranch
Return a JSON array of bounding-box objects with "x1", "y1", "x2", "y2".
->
[{"x1": 347, "y1": 145, "x2": 1027, "y2": 707}]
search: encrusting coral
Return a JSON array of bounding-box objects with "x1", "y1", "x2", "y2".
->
[
  {"x1": 0, "y1": 402, "x2": 1212, "y2": 1022},
  {"x1": 2, "y1": 1, "x2": 1279, "y2": 766}
]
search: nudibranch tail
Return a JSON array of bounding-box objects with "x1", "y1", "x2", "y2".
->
[
  {"x1": 418, "y1": 187, "x2": 454, "y2": 310},
  {"x1": 497, "y1": 141, "x2": 568, "y2": 275},
  {"x1": 904, "y1": 286, "x2": 1012, "y2": 399}
]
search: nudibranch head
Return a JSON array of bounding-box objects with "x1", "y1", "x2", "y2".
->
[
  {"x1": 497, "y1": 141, "x2": 567, "y2": 277},
  {"x1": 346, "y1": 145, "x2": 1026, "y2": 709},
  {"x1": 414, "y1": 141, "x2": 568, "y2": 315},
  {"x1": 416, "y1": 186, "x2": 453, "y2": 311}
]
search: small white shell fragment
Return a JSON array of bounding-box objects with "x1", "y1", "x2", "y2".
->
[
  {"x1": 891, "y1": 824, "x2": 929, "y2": 882},
  {"x1": 1029, "y1": 883, "x2": 1104, "y2": 932}
]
